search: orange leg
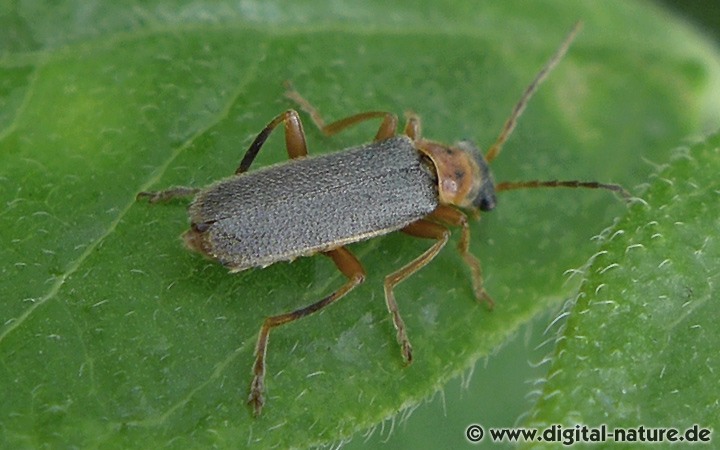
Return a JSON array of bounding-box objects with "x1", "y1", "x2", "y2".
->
[
  {"x1": 385, "y1": 219, "x2": 450, "y2": 364},
  {"x1": 428, "y1": 205, "x2": 494, "y2": 308},
  {"x1": 236, "y1": 109, "x2": 309, "y2": 174},
  {"x1": 248, "y1": 246, "x2": 365, "y2": 416},
  {"x1": 284, "y1": 82, "x2": 398, "y2": 141},
  {"x1": 403, "y1": 111, "x2": 422, "y2": 140}
]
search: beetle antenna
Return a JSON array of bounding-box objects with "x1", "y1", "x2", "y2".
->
[
  {"x1": 496, "y1": 180, "x2": 632, "y2": 201},
  {"x1": 485, "y1": 21, "x2": 582, "y2": 163}
]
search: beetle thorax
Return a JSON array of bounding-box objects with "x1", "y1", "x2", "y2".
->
[{"x1": 416, "y1": 140, "x2": 495, "y2": 210}]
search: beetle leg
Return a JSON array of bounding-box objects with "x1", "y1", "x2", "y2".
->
[
  {"x1": 403, "y1": 111, "x2": 422, "y2": 140},
  {"x1": 427, "y1": 205, "x2": 494, "y2": 309},
  {"x1": 136, "y1": 187, "x2": 200, "y2": 203},
  {"x1": 236, "y1": 109, "x2": 309, "y2": 174},
  {"x1": 248, "y1": 246, "x2": 365, "y2": 416},
  {"x1": 284, "y1": 82, "x2": 398, "y2": 141},
  {"x1": 386, "y1": 220, "x2": 450, "y2": 364},
  {"x1": 324, "y1": 112, "x2": 398, "y2": 141}
]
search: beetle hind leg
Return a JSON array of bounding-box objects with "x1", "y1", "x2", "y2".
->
[
  {"x1": 136, "y1": 186, "x2": 200, "y2": 203},
  {"x1": 248, "y1": 246, "x2": 365, "y2": 416}
]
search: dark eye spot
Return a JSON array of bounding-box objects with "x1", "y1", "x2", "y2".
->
[{"x1": 477, "y1": 192, "x2": 497, "y2": 211}]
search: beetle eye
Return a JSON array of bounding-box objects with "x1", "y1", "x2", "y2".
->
[
  {"x1": 457, "y1": 140, "x2": 497, "y2": 212},
  {"x1": 476, "y1": 192, "x2": 497, "y2": 211}
]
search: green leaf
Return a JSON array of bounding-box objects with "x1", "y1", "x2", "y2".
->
[
  {"x1": 1, "y1": 1, "x2": 719, "y2": 448},
  {"x1": 526, "y1": 134, "x2": 720, "y2": 438}
]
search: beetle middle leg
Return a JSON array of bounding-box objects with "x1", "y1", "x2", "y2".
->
[
  {"x1": 248, "y1": 246, "x2": 365, "y2": 416},
  {"x1": 385, "y1": 219, "x2": 451, "y2": 364},
  {"x1": 284, "y1": 82, "x2": 398, "y2": 141}
]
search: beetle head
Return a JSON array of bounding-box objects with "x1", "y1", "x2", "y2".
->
[
  {"x1": 416, "y1": 139, "x2": 496, "y2": 212},
  {"x1": 456, "y1": 140, "x2": 497, "y2": 211}
]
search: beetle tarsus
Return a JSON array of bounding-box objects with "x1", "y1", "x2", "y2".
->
[
  {"x1": 248, "y1": 377, "x2": 265, "y2": 416},
  {"x1": 475, "y1": 287, "x2": 495, "y2": 310},
  {"x1": 401, "y1": 339, "x2": 413, "y2": 365},
  {"x1": 136, "y1": 187, "x2": 199, "y2": 203}
]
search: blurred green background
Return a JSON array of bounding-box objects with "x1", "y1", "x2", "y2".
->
[{"x1": 659, "y1": 0, "x2": 720, "y2": 43}]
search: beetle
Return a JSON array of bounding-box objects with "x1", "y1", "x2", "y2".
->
[{"x1": 137, "y1": 22, "x2": 629, "y2": 415}]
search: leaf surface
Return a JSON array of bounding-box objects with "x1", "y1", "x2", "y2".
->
[
  {"x1": 1, "y1": 1, "x2": 719, "y2": 448},
  {"x1": 525, "y1": 134, "x2": 720, "y2": 445}
]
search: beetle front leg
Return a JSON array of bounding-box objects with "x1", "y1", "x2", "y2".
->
[
  {"x1": 248, "y1": 246, "x2": 365, "y2": 416},
  {"x1": 427, "y1": 205, "x2": 494, "y2": 308}
]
